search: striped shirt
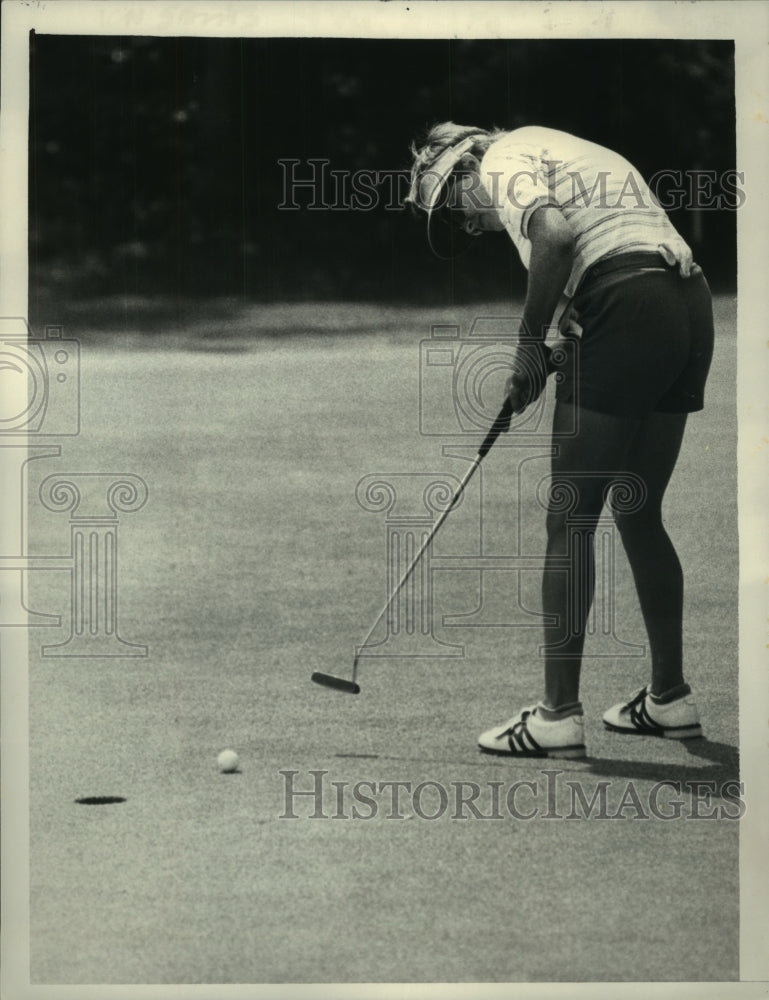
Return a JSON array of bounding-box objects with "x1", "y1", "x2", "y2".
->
[{"x1": 479, "y1": 126, "x2": 691, "y2": 299}]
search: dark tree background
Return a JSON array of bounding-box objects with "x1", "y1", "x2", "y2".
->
[{"x1": 29, "y1": 35, "x2": 736, "y2": 323}]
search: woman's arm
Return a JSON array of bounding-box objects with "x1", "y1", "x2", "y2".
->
[
  {"x1": 521, "y1": 204, "x2": 575, "y2": 341},
  {"x1": 504, "y1": 204, "x2": 575, "y2": 413}
]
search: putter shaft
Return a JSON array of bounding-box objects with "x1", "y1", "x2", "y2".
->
[{"x1": 352, "y1": 397, "x2": 514, "y2": 681}]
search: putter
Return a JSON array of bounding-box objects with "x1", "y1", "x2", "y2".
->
[{"x1": 311, "y1": 395, "x2": 515, "y2": 695}]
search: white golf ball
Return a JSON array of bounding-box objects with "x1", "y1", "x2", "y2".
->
[{"x1": 217, "y1": 749, "x2": 240, "y2": 773}]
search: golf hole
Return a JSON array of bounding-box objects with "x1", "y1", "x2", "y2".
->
[{"x1": 75, "y1": 796, "x2": 126, "y2": 806}]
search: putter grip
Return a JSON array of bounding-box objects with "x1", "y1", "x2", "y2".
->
[
  {"x1": 477, "y1": 343, "x2": 559, "y2": 458},
  {"x1": 478, "y1": 397, "x2": 513, "y2": 459}
]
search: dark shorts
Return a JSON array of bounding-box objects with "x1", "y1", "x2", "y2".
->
[{"x1": 554, "y1": 254, "x2": 715, "y2": 418}]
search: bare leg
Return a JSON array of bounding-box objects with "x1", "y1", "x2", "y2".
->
[
  {"x1": 612, "y1": 411, "x2": 688, "y2": 695},
  {"x1": 542, "y1": 402, "x2": 640, "y2": 709}
]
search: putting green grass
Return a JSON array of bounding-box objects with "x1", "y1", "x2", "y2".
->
[{"x1": 27, "y1": 296, "x2": 738, "y2": 983}]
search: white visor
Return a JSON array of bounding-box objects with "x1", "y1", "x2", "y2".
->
[{"x1": 415, "y1": 136, "x2": 478, "y2": 259}]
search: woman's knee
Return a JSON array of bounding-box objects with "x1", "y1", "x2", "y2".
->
[
  {"x1": 613, "y1": 506, "x2": 663, "y2": 542},
  {"x1": 546, "y1": 507, "x2": 601, "y2": 556},
  {"x1": 545, "y1": 507, "x2": 568, "y2": 547}
]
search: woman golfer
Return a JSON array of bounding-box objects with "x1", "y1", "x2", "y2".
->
[{"x1": 407, "y1": 123, "x2": 714, "y2": 758}]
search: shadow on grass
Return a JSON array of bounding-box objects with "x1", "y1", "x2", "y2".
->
[
  {"x1": 373, "y1": 739, "x2": 739, "y2": 798},
  {"x1": 584, "y1": 738, "x2": 740, "y2": 797}
]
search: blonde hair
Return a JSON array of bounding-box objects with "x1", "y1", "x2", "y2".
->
[{"x1": 406, "y1": 121, "x2": 506, "y2": 211}]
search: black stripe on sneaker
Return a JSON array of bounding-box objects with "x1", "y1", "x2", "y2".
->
[
  {"x1": 507, "y1": 720, "x2": 543, "y2": 755},
  {"x1": 629, "y1": 697, "x2": 663, "y2": 733},
  {"x1": 524, "y1": 725, "x2": 542, "y2": 751}
]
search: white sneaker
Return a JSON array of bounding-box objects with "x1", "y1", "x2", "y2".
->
[
  {"x1": 478, "y1": 705, "x2": 586, "y2": 759},
  {"x1": 603, "y1": 686, "x2": 702, "y2": 739}
]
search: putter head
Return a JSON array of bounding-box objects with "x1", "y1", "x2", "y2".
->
[{"x1": 311, "y1": 672, "x2": 361, "y2": 695}]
